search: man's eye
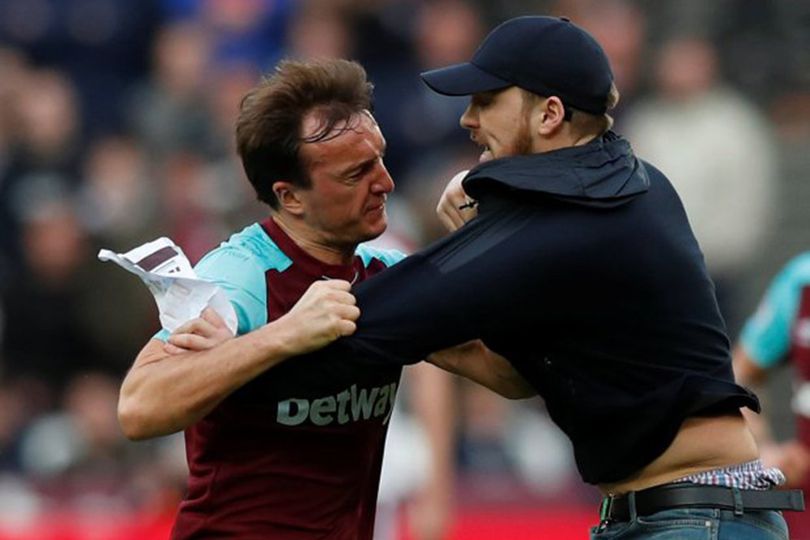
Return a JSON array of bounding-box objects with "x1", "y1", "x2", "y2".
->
[
  {"x1": 349, "y1": 166, "x2": 369, "y2": 180},
  {"x1": 473, "y1": 94, "x2": 494, "y2": 107},
  {"x1": 351, "y1": 160, "x2": 379, "y2": 179}
]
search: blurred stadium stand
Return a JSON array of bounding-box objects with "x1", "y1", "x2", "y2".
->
[{"x1": 0, "y1": 0, "x2": 808, "y2": 538}]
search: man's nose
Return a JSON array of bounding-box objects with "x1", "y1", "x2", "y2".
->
[
  {"x1": 371, "y1": 165, "x2": 394, "y2": 194},
  {"x1": 460, "y1": 103, "x2": 478, "y2": 129}
]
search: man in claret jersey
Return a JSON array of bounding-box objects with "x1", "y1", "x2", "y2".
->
[
  {"x1": 117, "y1": 58, "x2": 437, "y2": 539},
  {"x1": 734, "y1": 252, "x2": 810, "y2": 539}
]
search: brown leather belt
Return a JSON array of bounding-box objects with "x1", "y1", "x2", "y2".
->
[{"x1": 600, "y1": 484, "x2": 805, "y2": 523}]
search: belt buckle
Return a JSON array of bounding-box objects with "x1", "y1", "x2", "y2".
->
[{"x1": 598, "y1": 494, "x2": 615, "y2": 531}]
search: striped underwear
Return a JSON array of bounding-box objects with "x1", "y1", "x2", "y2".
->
[{"x1": 673, "y1": 459, "x2": 786, "y2": 490}]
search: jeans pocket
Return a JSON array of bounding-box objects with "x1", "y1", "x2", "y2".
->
[
  {"x1": 720, "y1": 510, "x2": 788, "y2": 539},
  {"x1": 591, "y1": 509, "x2": 717, "y2": 539},
  {"x1": 635, "y1": 508, "x2": 716, "y2": 539}
]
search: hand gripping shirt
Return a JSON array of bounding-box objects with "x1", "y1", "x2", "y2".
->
[
  {"x1": 328, "y1": 132, "x2": 759, "y2": 485},
  {"x1": 167, "y1": 218, "x2": 404, "y2": 540}
]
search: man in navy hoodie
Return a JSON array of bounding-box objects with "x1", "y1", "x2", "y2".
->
[
  {"x1": 166, "y1": 17, "x2": 804, "y2": 539},
  {"x1": 335, "y1": 15, "x2": 802, "y2": 540}
]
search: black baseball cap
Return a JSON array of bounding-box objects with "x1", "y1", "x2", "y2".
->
[{"x1": 421, "y1": 16, "x2": 613, "y2": 115}]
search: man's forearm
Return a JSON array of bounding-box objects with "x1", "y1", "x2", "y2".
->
[
  {"x1": 427, "y1": 340, "x2": 536, "y2": 399},
  {"x1": 118, "y1": 279, "x2": 360, "y2": 440},
  {"x1": 118, "y1": 320, "x2": 297, "y2": 440}
]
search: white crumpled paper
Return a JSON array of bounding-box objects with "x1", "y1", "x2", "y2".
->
[{"x1": 98, "y1": 237, "x2": 237, "y2": 335}]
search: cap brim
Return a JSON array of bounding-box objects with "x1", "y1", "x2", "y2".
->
[{"x1": 420, "y1": 62, "x2": 512, "y2": 96}]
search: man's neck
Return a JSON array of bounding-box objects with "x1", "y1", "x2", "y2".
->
[
  {"x1": 271, "y1": 214, "x2": 357, "y2": 266},
  {"x1": 534, "y1": 132, "x2": 598, "y2": 154}
]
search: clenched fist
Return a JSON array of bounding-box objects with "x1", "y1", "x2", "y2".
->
[
  {"x1": 276, "y1": 279, "x2": 361, "y2": 355},
  {"x1": 436, "y1": 169, "x2": 475, "y2": 232}
]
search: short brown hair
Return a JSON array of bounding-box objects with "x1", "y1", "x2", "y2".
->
[
  {"x1": 569, "y1": 82, "x2": 620, "y2": 138},
  {"x1": 235, "y1": 58, "x2": 373, "y2": 209}
]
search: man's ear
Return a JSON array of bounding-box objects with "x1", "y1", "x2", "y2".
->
[
  {"x1": 537, "y1": 96, "x2": 566, "y2": 136},
  {"x1": 272, "y1": 181, "x2": 304, "y2": 215}
]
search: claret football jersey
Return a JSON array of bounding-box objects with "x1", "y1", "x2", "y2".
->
[{"x1": 166, "y1": 218, "x2": 404, "y2": 540}]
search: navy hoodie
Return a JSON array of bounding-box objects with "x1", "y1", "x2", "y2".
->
[{"x1": 334, "y1": 131, "x2": 758, "y2": 485}]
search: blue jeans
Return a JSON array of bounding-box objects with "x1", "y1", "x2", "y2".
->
[{"x1": 590, "y1": 508, "x2": 788, "y2": 539}]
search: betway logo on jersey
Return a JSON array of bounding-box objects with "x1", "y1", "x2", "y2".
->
[{"x1": 277, "y1": 382, "x2": 398, "y2": 427}]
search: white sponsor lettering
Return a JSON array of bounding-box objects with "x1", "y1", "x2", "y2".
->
[
  {"x1": 351, "y1": 384, "x2": 379, "y2": 420},
  {"x1": 310, "y1": 397, "x2": 336, "y2": 426},
  {"x1": 277, "y1": 382, "x2": 398, "y2": 427},
  {"x1": 277, "y1": 398, "x2": 309, "y2": 426},
  {"x1": 336, "y1": 389, "x2": 351, "y2": 424}
]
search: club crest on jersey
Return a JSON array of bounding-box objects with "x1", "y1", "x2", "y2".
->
[{"x1": 276, "y1": 382, "x2": 398, "y2": 427}]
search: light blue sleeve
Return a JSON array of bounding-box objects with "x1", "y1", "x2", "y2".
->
[
  {"x1": 356, "y1": 244, "x2": 407, "y2": 268},
  {"x1": 740, "y1": 253, "x2": 810, "y2": 368},
  {"x1": 154, "y1": 246, "x2": 268, "y2": 341}
]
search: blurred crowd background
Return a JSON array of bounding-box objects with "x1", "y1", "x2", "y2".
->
[{"x1": 0, "y1": 0, "x2": 808, "y2": 538}]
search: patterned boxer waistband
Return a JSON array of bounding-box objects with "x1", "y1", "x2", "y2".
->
[{"x1": 673, "y1": 458, "x2": 785, "y2": 490}]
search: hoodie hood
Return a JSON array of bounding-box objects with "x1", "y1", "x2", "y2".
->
[{"x1": 462, "y1": 131, "x2": 649, "y2": 208}]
